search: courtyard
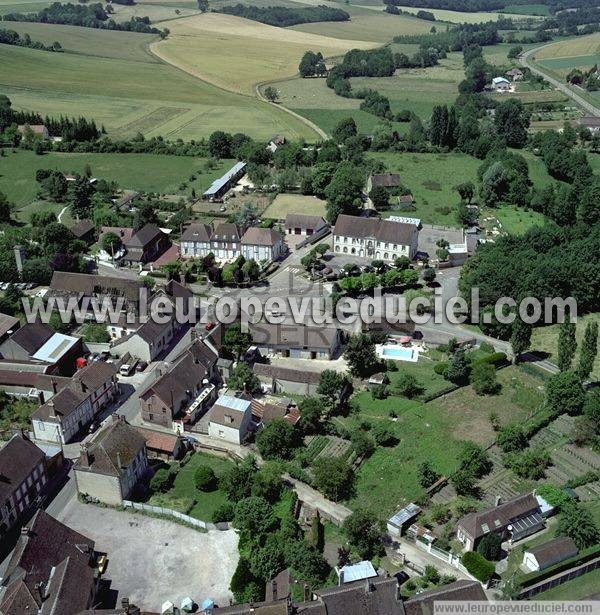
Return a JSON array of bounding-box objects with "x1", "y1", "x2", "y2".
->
[{"x1": 57, "y1": 498, "x2": 239, "y2": 612}]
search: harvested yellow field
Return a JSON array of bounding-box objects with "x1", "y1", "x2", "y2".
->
[
  {"x1": 535, "y1": 32, "x2": 600, "y2": 60},
  {"x1": 152, "y1": 13, "x2": 375, "y2": 94},
  {"x1": 290, "y1": 8, "x2": 433, "y2": 43}
]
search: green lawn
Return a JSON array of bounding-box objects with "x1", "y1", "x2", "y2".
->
[
  {"x1": 148, "y1": 452, "x2": 235, "y2": 522},
  {"x1": 531, "y1": 313, "x2": 600, "y2": 381},
  {"x1": 0, "y1": 150, "x2": 235, "y2": 207},
  {"x1": 535, "y1": 569, "x2": 600, "y2": 600},
  {"x1": 500, "y1": 4, "x2": 550, "y2": 16},
  {"x1": 368, "y1": 152, "x2": 482, "y2": 226},
  {"x1": 0, "y1": 27, "x2": 319, "y2": 140},
  {"x1": 386, "y1": 351, "x2": 450, "y2": 399},
  {"x1": 344, "y1": 365, "x2": 545, "y2": 518},
  {"x1": 484, "y1": 204, "x2": 549, "y2": 235}
]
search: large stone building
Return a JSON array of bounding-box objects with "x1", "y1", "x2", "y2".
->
[
  {"x1": 74, "y1": 415, "x2": 148, "y2": 506},
  {"x1": 0, "y1": 510, "x2": 100, "y2": 615},
  {"x1": 0, "y1": 433, "x2": 49, "y2": 537},
  {"x1": 332, "y1": 214, "x2": 419, "y2": 263},
  {"x1": 139, "y1": 337, "x2": 218, "y2": 430},
  {"x1": 180, "y1": 222, "x2": 212, "y2": 259},
  {"x1": 32, "y1": 362, "x2": 119, "y2": 444},
  {"x1": 241, "y1": 227, "x2": 284, "y2": 263}
]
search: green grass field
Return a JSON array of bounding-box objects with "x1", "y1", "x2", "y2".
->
[
  {"x1": 263, "y1": 193, "x2": 326, "y2": 220},
  {"x1": 484, "y1": 204, "x2": 549, "y2": 235},
  {"x1": 345, "y1": 365, "x2": 544, "y2": 517},
  {"x1": 500, "y1": 3, "x2": 550, "y2": 16},
  {"x1": 0, "y1": 150, "x2": 235, "y2": 206},
  {"x1": 289, "y1": 5, "x2": 434, "y2": 44},
  {"x1": 535, "y1": 569, "x2": 600, "y2": 600},
  {"x1": 148, "y1": 452, "x2": 235, "y2": 521},
  {"x1": 385, "y1": 4, "x2": 543, "y2": 23},
  {"x1": 0, "y1": 24, "x2": 320, "y2": 140},
  {"x1": 531, "y1": 313, "x2": 600, "y2": 381},
  {"x1": 368, "y1": 152, "x2": 482, "y2": 226}
]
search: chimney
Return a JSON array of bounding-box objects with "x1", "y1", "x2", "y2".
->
[
  {"x1": 38, "y1": 390, "x2": 45, "y2": 405},
  {"x1": 121, "y1": 597, "x2": 130, "y2": 612},
  {"x1": 52, "y1": 379, "x2": 58, "y2": 394},
  {"x1": 272, "y1": 579, "x2": 278, "y2": 602},
  {"x1": 21, "y1": 525, "x2": 31, "y2": 536},
  {"x1": 81, "y1": 444, "x2": 91, "y2": 467},
  {"x1": 303, "y1": 583, "x2": 310, "y2": 602},
  {"x1": 47, "y1": 400, "x2": 55, "y2": 418},
  {"x1": 338, "y1": 570, "x2": 344, "y2": 586},
  {"x1": 34, "y1": 582, "x2": 45, "y2": 603},
  {"x1": 495, "y1": 495, "x2": 502, "y2": 507},
  {"x1": 117, "y1": 452, "x2": 122, "y2": 470},
  {"x1": 80, "y1": 379, "x2": 87, "y2": 394},
  {"x1": 179, "y1": 273, "x2": 186, "y2": 286}
]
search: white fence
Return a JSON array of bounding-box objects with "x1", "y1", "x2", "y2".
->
[
  {"x1": 414, "y1": 538, "x2": 474, "y2": 578},
  {"x1": 122, "y1": 500, "x2": 229, "y2": 531}
]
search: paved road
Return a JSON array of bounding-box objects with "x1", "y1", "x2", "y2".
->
[{"x1": 520, "y1": 44, "x2": 600, "y2": 117}]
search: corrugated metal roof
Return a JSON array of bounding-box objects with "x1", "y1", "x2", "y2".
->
[
  {"x1": 203, "y1": 162, "x2": 246, "y2": 197},
  {"x1": 216, "y1": 394, "x2": 252, "y2": 413},
  {"x1": 31, "y1": 333, "x2": 79, "y2": 363},
  {"x1": 339, "y1": 561, "x2": 377, "y2": 583},
  {"x1": 388, "y1": 503, "x2": 421, "y2": 529}
]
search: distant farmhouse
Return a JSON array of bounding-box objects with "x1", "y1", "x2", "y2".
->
[
  {"x1": 17, "y1": 124, "x2": 49, "y2": 140},
  {"x1": 492, "y1": 76, "x2": 511, "y2": 91},
  {"x1": 333, "y1": 214, "x2": 420, "y2": 263}
]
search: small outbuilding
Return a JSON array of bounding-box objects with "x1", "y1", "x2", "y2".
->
[{"x1": 522, "y1": 536, "x2": 578, "y2": 572}]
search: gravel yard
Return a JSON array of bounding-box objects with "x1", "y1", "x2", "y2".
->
[{"x1": 58, "y1": 498, "x2": 239, "y2": 611}]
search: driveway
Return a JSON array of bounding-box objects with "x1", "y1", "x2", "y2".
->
[{"x1": 57, "y1": 498, "x2": 239, "y2": 611}]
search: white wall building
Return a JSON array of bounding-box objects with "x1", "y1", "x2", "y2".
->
[
  {"x1": 208, "y1": 394, "x2": 253, "y2": 445},
  {"x1": 333, "y1": 214, "x2": 419, "y2": 263}
]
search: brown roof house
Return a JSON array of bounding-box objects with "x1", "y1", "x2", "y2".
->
[
  {"x1": 208, "y1": 393, "x2": 253, "y2": 445},
  {"x1": 17, "y1": 124, "x2": 49, "y2": 140},
  {"x1": 134, "y1": 427, "x2": 188, "y2": 461},
  {"x1": 253, "y1": 363, "x2": 321, "y2": 396},
  {"x1": 70, "y1": 219, "x2": 96, "y2": 244},
  {"x1": 403, "y1": 580, "x2": 487, "y2": 615},
  {"x1": 284, "y1": 214, "x2": 328, "y2": 237},
  {"x1": 49, "y1": 271, "x2": 145, "y2": 314},
  {"x1": 0, "y1": 433, "x2": 49, "y2": 537},
  {"x1": 139, "y1": 338, "x2": 218, "y2": 430},
  {"x1": 122, "y1": 224, "x2": 170, "y2": 265},
  {"x1": 0, "y1": 510, "x2": 100, "y2": 615},
  {"x1": 32, "y1": 362, "x2": 119, "y2": 444},
  {"x1": 74, "y1": 415, "x2": 148, "y2": 506},
  {"x1": 333, "y1": 214, "x2": 419, "y2": 263},
  {"x1": 210, "y1": 222, "x2": 241, "y2": 262},
  {"x1": 366, "y1": 173, "x2": 401, "y2": 193},
  {"x1": 456, "y1": 493, "x2": 548, "y2": 551},
  {"x1": 180, "y1": 222, "x2": 212, "y2": 259},
  {"x1": 241, "y1": 227, "x2": 285, "y2": 264},
  {"x1": 522, "y1": 536, "x2": 578, "y2": 572},
  {"x1": 249, "y1": 321, "x2": 342, "y2": 360}
]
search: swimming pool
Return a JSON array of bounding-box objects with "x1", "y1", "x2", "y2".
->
[{"x1": 381, "y1": 346, "x2": 414, "y2": 360}]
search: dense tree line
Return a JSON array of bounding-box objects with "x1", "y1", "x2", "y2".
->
[
  {"x1": 2, "y1": 3, "x2": 164, "y2": 34},
  {"x1": 383, "y1": 0, "x2": 591, "y2": 13},
  {"x1": 0, "y1": 28, "x2": 62, "y2": 51},
  {"x1": 394, "y1": 21, "x2": 505, "y2": 52},
  {"x1": 459, "y1": 224, "x2": 600, "y2": 325},
  {"x1": 216, "y1": 4, "x2": 350, "y2": 27}
]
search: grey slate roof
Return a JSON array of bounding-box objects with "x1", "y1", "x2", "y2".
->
[
  {"x1": 74, "y1": 417, "x2": 146, "y2": 477},
  {"x1": 527, "y1": 537, "x2": 578, "y2": 570},
  {"x1": 457, "y1": 492, "x2": 540, "y2": 540},
  {"x1": 404, "y1": 580, "x2": 487, "y2": 615},
  {"x1": 241, "y1": 227, "x2": 283, "y2": 247},
  {"x1": 333, "y1": 214, "x2": 416, "y2": 246},
  {"x1": 0, "y1": 433, "x2": 46, "y2": 503},
  {"x1": 180, "y1": 222, "x2": 212, "y2": 243},
  {"x1": 126, "y1": 224, "x2": 164, "y2": 248},
  {"x1": 7, "y1": 322, "x2": 54, "y2": 355}
]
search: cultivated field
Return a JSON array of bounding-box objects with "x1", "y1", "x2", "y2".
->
[
  {"x1": 0, "y1": 0, "x2": 51, "y2": 14},
  {"x1": 151, "y1": 12, "x2": 375, "y2": 96},
  {"x1": 0, "y1": 150, "x2": 234, "y2": 207},
  {"x1": 0, "y1": 26, "x2": 320, "y2": 140},
  {"x1": 534, "y1": 32, "x2": 600, "y2": 61},
  {"x1": 489, "y1": 89, "x2": 569, "y2": 104},
  {"x1": 290, "y1": 5, "x2": 433, "y2": 44},
  {"x1": 109, "y1": 1, "x2": 200, "y2": 22},
  {"x1": 375, "y1": 4, "x2": 543, "y2": 23},
  {"x1": 263, "y1": 193, "x2": 327, "y2": 220}
]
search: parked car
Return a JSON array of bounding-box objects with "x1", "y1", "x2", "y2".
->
[{"x1": 135, "y1": 361, "x2": 148, "y2": 372}]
